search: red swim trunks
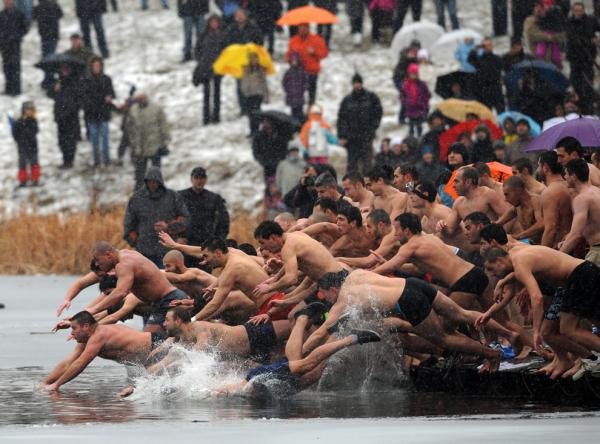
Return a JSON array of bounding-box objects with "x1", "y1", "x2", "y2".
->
[{"x1": 258, "y1": 292, "x2": 294, "y2": 321}]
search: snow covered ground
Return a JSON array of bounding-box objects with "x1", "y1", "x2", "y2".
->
[{"x1": 0, "y1": 0, "x2": 507, "y2": 216}]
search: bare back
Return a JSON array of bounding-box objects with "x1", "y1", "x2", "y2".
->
[
  {"x1": 221, "y1": 253, "x2": 271, "y2": 305},
  {"x1": 92, "y1": 324, "x2": 153, "y2": 363},
  {"x1": 340, "y1": 269, "x2": 407, "y2": 313},
  {"x1": 510, "y1": 246, "x2": 583, "y2": 284},
  {"x1": 454, "y1": 187, "x2": 505, "y2": 222},
  {"x1": 541, "y1": 181, "x2": 572, "y2": 247},
  {"x1": 284, "y1": 232, "x2": 344, "y2": 281},
  {"x1": 117, "y1": 250, "x2": 176, "y2": 304}
]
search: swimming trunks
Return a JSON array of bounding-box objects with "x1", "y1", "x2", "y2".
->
[
  {"x1": 449, "y1": 267, "x2": 489, "y2": 296},
  {"x1": 544, "y1": 287, "x2": 566, "y2": 321},
  {"x1": 246, "y1": 358, "x2": 298, "y2": 384},
  {"x1": 243, "y1": 321, "x2": 277, "y2": 363},
  {"x1": 561, "y1": 261, "x2": 600, "y2": 320},
  {"x1": 585, "y1": 245, "x2": 600, "y2": 267},
  {"x1": 395, "y1": 278, "x2": 438, "y2": 326},
  {"x1": 258, "y1": 292, "x2": 294, "y2": 321},
  {"x1": 146, "y1": 288, "x2": 189, "y2": 326},
  {"x1": 317, "y1": 269, "x2": 350, "y2": 290},
  {"x1": 150, "y1": 331, "x2": 169, "y2": 350}
]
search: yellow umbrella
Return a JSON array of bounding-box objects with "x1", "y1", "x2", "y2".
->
[
  {"x1": 436, "y1": 98, "x2": 495, "y2": 123},
  {"x1": 213, "y1": 43, "x2": 275, "y2": 79}
]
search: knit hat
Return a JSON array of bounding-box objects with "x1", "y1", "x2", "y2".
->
[
  {"x1": 407, "y1": 63, "x2": 419, "y2": 75},
  {"x1": 352, "y1": 73, "x2": 363, "y2": 84},
  {"x1": 417, "y1": 49, "x2": 429, "y2": 60}
]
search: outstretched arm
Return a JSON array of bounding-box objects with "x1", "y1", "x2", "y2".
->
[
  {"x1": 301, "y1": 301, "x2": 347, "y2": 355},
  {"x1": 158, "y1": 232, "x2": 204, "y2": 258},
  {"x1": 87, "y1": 264, "x2": 135, "y2": 315},
  {"x1": 372, "y1": 244, "x2": 413, "y2": 276},
  {"x1": 46, "y1": 338, "x2": 104, "y2": 391},
  {"x1": 256, "y1": 245, "x2": 299, "y2": 295},
  {"x1": 58, "y1": 272, "x2": 100, "y2": 316},
  {"x1": 98, "y1": 294, "x2": 141, "y2": 325},
  {"x1": 41, "y1": 344, "x2": 85, "y2": 387},
  {"x1": 193, "y1": 271, "x2": 234, "y2": 321}
]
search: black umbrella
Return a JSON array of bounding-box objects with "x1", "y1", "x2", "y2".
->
[
  {"x1": 435, "y1": 71, "x2": 474, "y2": 99},
  {"x1": 35, "y1": 53, "x2": 86, "y2": 73},
  {"x1": 256, "y1": 110, "x2": 301, "y2": 132}
]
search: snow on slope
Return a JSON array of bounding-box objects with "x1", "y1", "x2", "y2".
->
[{"x1": 0, "y1": 0, "x2": 500, "y2": 216}]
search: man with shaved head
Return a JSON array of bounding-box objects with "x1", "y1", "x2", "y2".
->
[{"x1": 496, "y1": 175, "x2": 544, "y2": 244}]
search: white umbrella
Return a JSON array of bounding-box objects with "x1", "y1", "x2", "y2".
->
[
  {"x1": 429, "y1": 29, "x2": 483, "y2": 65},
  {"x1": 390, "y1": 21, "x2": 445, "y2": 58},
  {"x1": 542, "y1": 113, "x2": 599, "y2": 132}
]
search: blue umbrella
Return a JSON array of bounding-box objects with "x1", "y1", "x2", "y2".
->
[
  {"x1": 505, "y1": 60, "x2": 569, "y2": 95},
  {"x1": 498, "y1": 111, "x2": 541, "y2": 137},
  {"x1": 526, "y1": 116, "x2": 600, "y2": 152}
]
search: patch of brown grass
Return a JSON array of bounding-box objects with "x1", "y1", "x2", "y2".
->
[{"x1": 0, "y1": 207, "x2": 258, "y2": 275}]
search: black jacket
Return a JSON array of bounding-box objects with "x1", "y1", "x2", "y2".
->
[
  {"x1": 337, "y1": 88, "x2": 383, "y2": 141},
  {"x1": 247, "y1": 0, "x2": 282, "y2": 32},
  {"x1": 566, "y1": 14, "x2": 600, "y2": 65},
  {"x1": 178, "y1": 187, "x2": 229, "y2": 245},
  {"x1": 0, "y1": 7, "x2": 28, "y2": 53},
  {"x1": 48, "y1": 73, "x2": 81, "y2": 123},
  {"x1": 194, "y1": 28, "x2": 226, "y2": 83},
  {"x1": 177, "y1": 0, "x2": 209, "y2": 17},
  {"x1": 283, "y1": 183, "x2": 317, "y2": 219},
  {"x1": 12, "y1": 117, "x2": 38, "y2": 149},
  {"x1": 75, "y1": 0, "x2": 105, "y2": 18},
  {"x1": 225, "y1": 20, "x2": 263, "y2": 46},
  {"x1": 33, "y1": 0, "x2": 63, "y2": 42},
  {"x1": 252, "y1": 129, "x2": 290, "y2": 177},
  {"x1": 468, "y1": 49, "x2": 503, "y2": 87},
  {"x1": 81, "y1": 73, "x2": 115, "y2": 122}
]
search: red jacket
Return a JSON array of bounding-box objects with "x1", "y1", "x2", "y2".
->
[{"x1": 287, "y1": 33, "x2": 329, "y2": 75}]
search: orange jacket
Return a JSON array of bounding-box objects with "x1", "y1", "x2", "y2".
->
[{"x1": 287, "y1": 33, "x2": 329, "y2": 75}]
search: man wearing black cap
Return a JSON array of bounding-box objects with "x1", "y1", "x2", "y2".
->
[
  {"x1": 178, "y1": 167, "x2": 230, "y2": 248},
  {"x1": 337, "y1": 73, "x2": 383, "y2": 175}
]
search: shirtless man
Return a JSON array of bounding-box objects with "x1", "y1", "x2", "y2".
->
[
  {"x1": 407, "y1": 181, "x2": 451, "y2": 234},
  {"x1": 337, "y1": 209, "x2": 399, "y2": 269},
  {"x1": 560, "y1": 159, "x2": 600, "y2": 267},
  {"x1": 56, "y1": 261, "x2": 109, "y2": 317},
  {"x1": 288, "y1": 198, "x2": 338, "y2": 236},
  {"x1": 303, "y1": 269, "x2": 504, "y2": 372},
  {"x1": 497, "y1": 176, "x2": 544, "y2": 244},
  {"x1": 162, "y1": 250, "x2": 256, "y2": 324},
  {"x1": 274, "y1": 212, "x2": 296, "y2": 232},
  {"x1": 314, "y1": 172, "x2": 347, "y2": 203},
  {"x1": 512, "y1": 158, "x2": 546, "y2": 195},
  {"x1": 475, "y1": 162, "x2": 504, "y2": 195},
  {"x1": 252, "y1": 221, "x2": 349, "y2": 312},
  {"x1": 86, "y1": 242, "x2": 188, "y2": 332},
  {"x1": 364, "y1": 165, "x2": 408, "y2": 221},
  {"x1": 437, "y1": 167, "x2": 509, "y2": 238},
  {"x1": 463, "y1": 212, "x2": 491, "y2": 266},
  {"x1": 40, "y1": 311, "x2": 167, "y2": 392},
  {"x1": 341, "y1": 171, "x2": 374, "y2": 214},
  {"x1": 483, "y1": 246, "x2": 600, "y2": 379},
  {"x1": 538, "y1": 151, "x2": 573, "y2": 248},
  {"x1": 393, "y1": 165, "x2": 418, "y2": 191},
  {"x1": 556, "y1": 137, "x2": 600, "y2": 187}
]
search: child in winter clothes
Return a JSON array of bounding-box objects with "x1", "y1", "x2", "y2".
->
[
  {"x1": 400, "y1": 63, "x2": 431, "y2": 137},
  {"x1": 12, "y1": 101, "x2": 40, "y2": 187},
  {"x1": 282, "y1": 52, "x2": 308, "y2": 123},
  {"x1": 300, "y1": 104, "x2": 338, "y2": 164}
]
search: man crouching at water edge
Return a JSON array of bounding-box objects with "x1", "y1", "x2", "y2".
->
[
  {"x1": 86, "y1": 241, "x2": 188, "y2": 332},
  {"x1": 39, "y1": 311, "x2": 167, "y2": 392}
]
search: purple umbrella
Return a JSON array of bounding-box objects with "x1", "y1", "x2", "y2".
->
[{"x1": 526, "y1": 116, "x2": 600, "y2": 152}]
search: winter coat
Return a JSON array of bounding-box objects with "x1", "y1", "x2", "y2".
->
[
  {"x1": 392, "y1": 51, "x2": 418, "y2": 89},
  {"x1": 337, "y1": 88, "x2": 383, "y2": 141},
  {"x1": 240, "y1": 65, "x2": 269, "y2": 99},
  {"x1": 287, "y1": 33, "x2": 329, "y2": 75},
  {"x1": 501, "y1": 49, "x2": 532, "y2": 73},
  {"x1": 12, "y1": 116, "x2": 38, "y2": 151},
  {"x1": 467, "y1": 49, "x2": 503, "y2": 88},
  {"x1": 282, "y1": 57, "x2": 308, "y2": 107},
  {"x1": 300, "y1": 115, "x2": 337, "y2": 158},
  {"x1": 524, "y1": 15, "x2": 565, "y2": 57},
  {"x1": 178, "y1": 187, "x2": 229, "y2": 246},
  {"x1": 276, "y1": 156, "x2": 307, "y2": 197},
  {"x1": 48, "y1": 73, "x2": 80, "y2": 123},
  {"x1": 225, "y1": 20, "x2": 263, "y2": 46},
  {"x1": 0, "y1": 7, "x2": 28, "y2": 53},
  {"x1": 126, "y1": 101, "x2": 171, "y2": 158},
  {"x1": 75, "y1": 0, "x2": 104, "y2": 18},
  {"x1": 283, "y1": 182, "x2": 317, "y2": 218},
  {"x1": 252, "y1": 128, "x2": 290, "y2": 177},
  {"x1": 81, "y1": 73, "x2": 115, "y2": 122},
  {"x1": 454, "y1": 41, "x2": 476, "y2": 73},
  {"x1": 124, "y1": 167, "x2": 190, "y2": 258},
  {"x1": 32, "y1": 0, "x2": 62, "y2": 42},
  {"x1": 416, "y1": 160, "x2": 448, "y2": 186},
  {"x1": 314, "y1": 0, "x2": 338, "y2": 13},
  {"x1": 346, "y1": 0, "x2": 365, "y2": 19},
  {"x1": 177, "y1": 0, "x2": 209, "y2": 17},
  {"x1": 193, "y1": 28, "x2": 226, "y2": 83},
  {"x1": 247, "y1": 0, "x2": 282, "y2": 32},
  {"x1": 566, "y1": 14, "x2": 600, "y2": 66},
  {"x1": 471, "y1": 139, "x2": 495, "y2": 163},
  {"x1": 401, "y1": 78, "x2": 430, "y2": 119},
  {"x1": 420, "y1": 128, "x2": 444, "y2": 159}
]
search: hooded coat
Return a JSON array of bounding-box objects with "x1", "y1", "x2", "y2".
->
[
  {"x1": 126, "y1": 99, "x2": 171, "y2": 158},
  {"x1": 124, "y1": 167, "x2": 189, "y2": 258},
  {"x1": 282, "y1": 53, "x2": 308, "y2": 107}
]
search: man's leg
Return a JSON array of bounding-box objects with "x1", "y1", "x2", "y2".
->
[
  {"x1": 412, "y1": 0, "x2": 423, "y2": 21},
  {"x1": 182, "y1": 16, "x2": 193, "y2": 61},
  {"x1": 448, "y1": 0, "x2": 459, "y2": 30},
  {"x1": 133, "y1": 156, "x2": 148, "y2": 189},
  {"x1": 100, "y1": 121, "x2": 110, "y2": 164},
  {"x1": 434, "y1": 0, "x2": 445, "y2": 29},
  {"x1": 80, "y1": 17, "x2": 92, "y2": 48},
  {"x1": 41, "y1": 39, "x2": 58, "y2": 88},
  {"x1": 285, "y1": 314, "x2": 311, "y2": 361},
  {"x1": 92, "y1": 14, "x2": 109, "y2": 58},
  {"x1": 307, "y1": 74, "x2": 318, "y2": 105},
  {"x1": 212, "y1": 75, "x2": 221, "y2": 123},
  {"x1": 560, "y1": 312, "x2": 600, "y2": 353},
  {"x1": 289, "y1": 335, "x2": 355, "y2": 375},
  {"x1": 202, "y1": 79, "x2": 211, "y2": 125},
  {"x1": 491, "y1": 0, "x2": 508, "y2": 36},
  {"x1": 6, "y1": 48, "x2": 21, "y2": 95},
  {"x1": 88, "y1": 122, "x2": 101, "y2": 166},
  {"x1": 394, "y1": 0, "x2": 410, "y2": 32}
]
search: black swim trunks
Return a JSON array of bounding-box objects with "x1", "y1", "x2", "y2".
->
[
  {"x1": 150, "y1": 331, "x2": 169, "y2": 350},
  {"x1": 449, "y1": 267, "x2": 489, "y2": 296},
  {"x1": 147, "y1": 288, "x2": 189, "y2": 326},
  {"x1": 317, "y1": 269, "x2": 350, "y2": 290},
  {"x1": 561, "y1": 261, "x2": 600, "y2": 320},
  {"x1": 244, "y1": 321, "x2": 278, "y2": 363},
  {"x1": 245, "y1": 358, "x2": 301, "y2": 393},
  {"x1": 395, "y1": 278, "x2": 438, "y2": 326},
  {"x1": 544, "y1": 287, "x2": 566, "y2": 321}
]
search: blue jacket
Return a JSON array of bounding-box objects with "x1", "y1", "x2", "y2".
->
[{"x1": 455, "y1": 42, "x2": 476, "y2": 73}]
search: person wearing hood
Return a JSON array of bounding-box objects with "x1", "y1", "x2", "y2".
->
[
  {"x1": 420, "y1": 111, "x2": 445, "y2": 160},
  {"x1": 276, "y1": 142, "x2": 307, "y2": 198},
  {"x1": 11, "y1": 101, "x2": 40, "y2": 187},
  {"x1": 124, "y1": 166, "x2": 189, "y2": 268},
  {"x1": 506, "y1": 118, "x2": 535, "y2": 164},
  {"x1": 125, "y1": 94, "x2": 171, "y2": 188},
  {"x1": 240, "y1": 51, "x2": 269, "y2": 136},
  {"x1": 300, "y1": 103, "x2": 338, "y2": 164},
  {"x1": 193, "y1": 14, "x2": 226, "y2": 125},
  {"x1": 282, "y1": 51, "x2": 308, "y2": 123},
  {"x1": 471, "y1": 124, "x2": 495, "y2": 163},
  {"x1": 400, "y1": 63, "x2": 430, "y2": 138},
  {"x1": 337, "y1": 73, "x2": 383, "y2": 175},
  {"x1": 286, "y1": 23, "x2": 329, "y2": 105}
]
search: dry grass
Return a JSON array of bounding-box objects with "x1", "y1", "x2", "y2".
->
[{"x1": 0, "y1": 207, "x2": 257, "y2": 275}]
